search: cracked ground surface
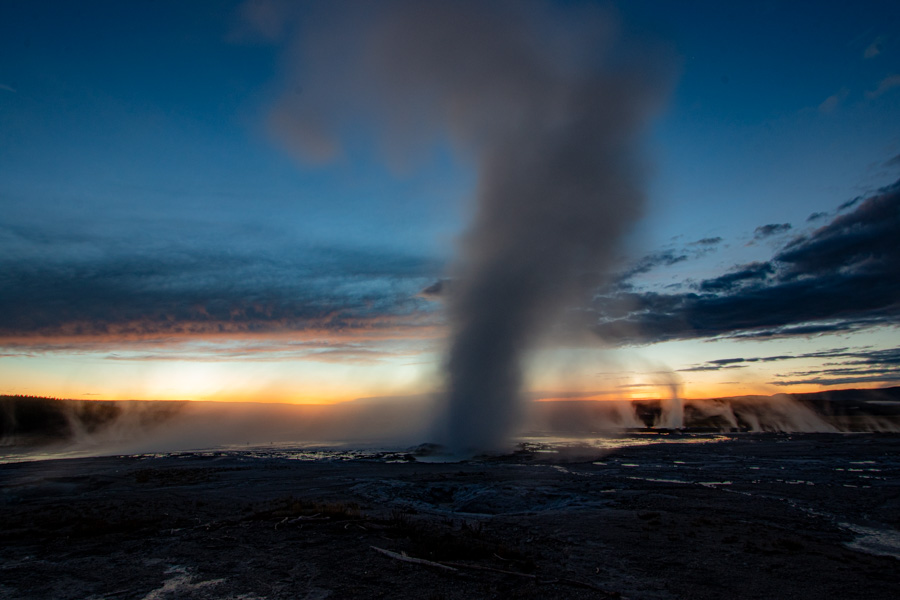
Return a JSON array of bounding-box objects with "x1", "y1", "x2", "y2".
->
[{"x1": 2, "y1": 433, "x2": 899, "y2": 599}]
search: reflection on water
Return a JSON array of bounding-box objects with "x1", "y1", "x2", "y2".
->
[{"x1": 0, "y1": 446, "x2": 113, "y2": 465}]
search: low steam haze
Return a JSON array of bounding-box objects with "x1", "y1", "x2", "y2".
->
[{"x1": 4, "y1": 389, "x2": 898, "y2": 462}]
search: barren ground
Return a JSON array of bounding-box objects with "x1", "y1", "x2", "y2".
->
[{"x1": 2, "y1": 433, "x2": 899, "y2": 599}]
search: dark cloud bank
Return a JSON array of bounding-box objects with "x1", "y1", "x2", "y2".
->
[
  {"x1": 0, "y1": 242, "x2": 441, "y2": 342},
  {"x1": 594, "y1": 179, "x2": 900, "y2": 344}
]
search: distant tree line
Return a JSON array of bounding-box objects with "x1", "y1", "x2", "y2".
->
[{"x1": 0, "y1": 396, "x2": 122, "y2": 445}]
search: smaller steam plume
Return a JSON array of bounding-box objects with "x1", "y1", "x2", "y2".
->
[{"x1": 656, "y1": 381, "x2": 685, "y2": 430}]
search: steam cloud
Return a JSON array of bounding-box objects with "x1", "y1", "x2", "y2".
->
[{"x1": 252, "y1": 1, "x2": 671, "y2": 453}]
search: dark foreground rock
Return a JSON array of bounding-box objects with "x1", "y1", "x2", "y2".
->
[{"x1": 1, "y1": 433, "x2": 899, "y2": 599}]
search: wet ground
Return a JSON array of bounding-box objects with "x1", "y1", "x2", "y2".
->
[{"x1": 1, "y1": 433, "x2": 899, "y2": 599}]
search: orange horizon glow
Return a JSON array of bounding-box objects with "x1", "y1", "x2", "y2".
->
[
  {"x1": 7, "y1": 380, "x2": 890, "y2": 406},
  {"x1": 4, "y1": 327, "x2": 897, "y2": 405}
]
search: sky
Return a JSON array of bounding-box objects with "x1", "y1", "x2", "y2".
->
[{"x1": 1, "y1": 0, "x2": 900, "y2": 405}]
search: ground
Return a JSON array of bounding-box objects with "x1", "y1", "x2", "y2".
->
[{"x1": 1, "y1": 433, "x2": 899, "y2": 599}]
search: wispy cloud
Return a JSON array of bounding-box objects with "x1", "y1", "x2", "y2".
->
[
  {"x1": 617, "y1": 237, "x2": 724, "y2": 285},
  {"x1": 753, "y1": 223, "x2": 792, "y2": 239},
  {"x1": 866, "y1": 74, "x2": 900, "y2": 99},
  {"x1": 864, "y1": 36, "x2": 886, "y2": 59},
  {"x1": 698, "y1": 261, "x2": 773, "y2": 292},
  {"x1": 678, "y1": 364, "x2": 746, "y2": 372},
  {"x1": 680, "y1": 345, "x2": 900, "y2": 387},
  {"x1": 680, "y1": 347, "x2": 898, "y2": 375},
  {"x1": 838, "y1": 196, "x2": 862, "y2": 211},
  {"x1": 773, "y1": 373, "x2": 900, "y2": 386},
  {"x1": 818, "y1": 88, "x2": 849, "y2": 114},
  {"x1": 619, "y1": 249, "x2": 689, "y2": 280},
  {"x1": 689, "y1": 237, "x2": 723, "y2": 247}
]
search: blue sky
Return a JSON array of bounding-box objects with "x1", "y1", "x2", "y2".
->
[
  {"x1": 1, "y1": 0, "x2": 899, "y2": 402},
  {"x1": 641, "y1": 1, "x2": 900, "y2": 246}
]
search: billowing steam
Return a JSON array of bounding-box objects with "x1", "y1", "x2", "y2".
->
[{"x1": 252, "y1": 1, "x2": 672, "y2": 453}]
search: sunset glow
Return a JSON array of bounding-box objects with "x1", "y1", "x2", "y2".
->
[{"x1": 2, "y1": 0, "x2": 899, "y2": 411}]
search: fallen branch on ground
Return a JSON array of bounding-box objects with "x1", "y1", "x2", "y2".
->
[
  {"x1": 370, "y1": 546, "x2": 621, "y2": 596},
  {"x1": 370, "y1": 546, "x2": 458, "y2": 571}
]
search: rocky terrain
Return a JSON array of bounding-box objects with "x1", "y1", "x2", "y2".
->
[{"x1": 2, "y1": 433, "x2": 899, "y2": 599}]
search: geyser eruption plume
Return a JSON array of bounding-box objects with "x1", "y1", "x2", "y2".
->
[
  {"x1": 416, "y1": 4, "x2": 669, "y2": 454},
  {"x1": 252, "y1": 1, "x2": 671, "y2": 454}
]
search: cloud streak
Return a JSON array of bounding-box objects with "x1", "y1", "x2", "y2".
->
[
  {"x1": 753, "y1": 223, "x2": 792, "y2": 239},
  {"x1": 818, "y1": 88, "x2": 848, "y2": 113},
  {"x1": 866, "y1": 74, "x2": 900, "y2": 99},
  {"x1": 679, "y1": 347, "x2": 900, "y2": 387},
  {"x1": 864, "y1": 36, "x2": 885, "y2": 59}
]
